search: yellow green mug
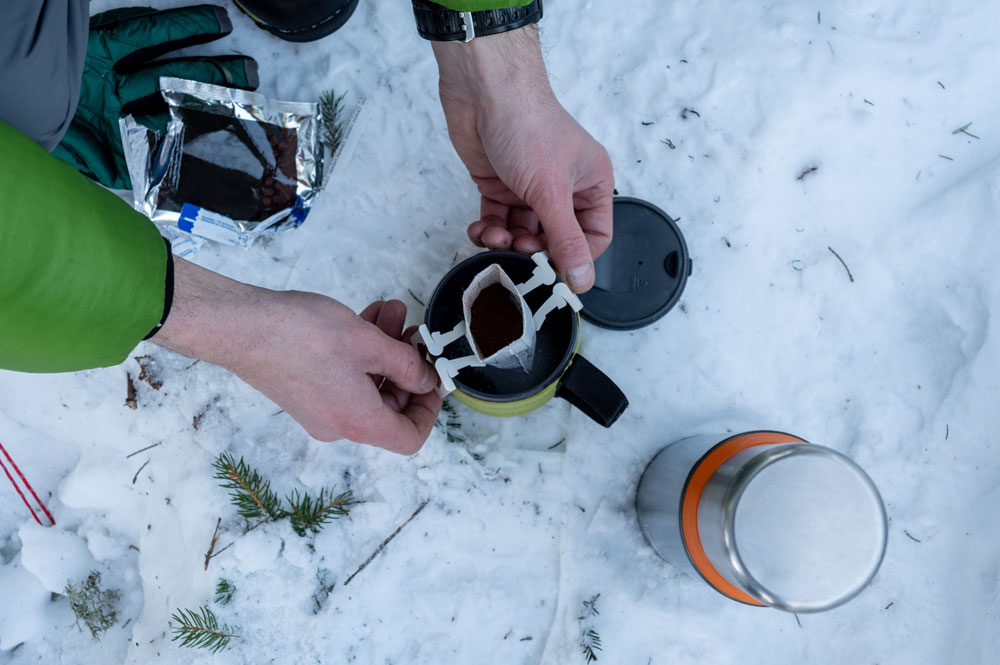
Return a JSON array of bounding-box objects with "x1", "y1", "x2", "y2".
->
[{"x1": 423, "y1": 251, "x2": 628, "y2": 427}]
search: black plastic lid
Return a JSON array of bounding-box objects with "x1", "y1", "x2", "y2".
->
[{"x1": 578, "y1": 197, "x2": 691, "y2": 330}]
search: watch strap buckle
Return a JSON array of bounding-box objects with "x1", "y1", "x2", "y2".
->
[{"x1": 460, "y1": 11, "x2": 475, "y2": 42}]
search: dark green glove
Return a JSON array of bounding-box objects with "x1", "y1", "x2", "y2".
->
[{"x1": 53, "y1": 5, "x2": 259, "y2": 190}]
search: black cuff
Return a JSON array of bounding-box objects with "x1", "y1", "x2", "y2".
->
[
  {"x1": 142, "y1": 236, "x2": 175, "y2": 340},
  {"x1": 411, "y1": 0, "x2": 543, "y2": 42}
]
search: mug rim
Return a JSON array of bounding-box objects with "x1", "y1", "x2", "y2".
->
[{"x1": 425, "y1": 250, "x2": 580, "y2": 403}]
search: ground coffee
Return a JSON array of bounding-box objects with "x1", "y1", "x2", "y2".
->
[
  {"x1": 470, "y1": 283, "x2": 524, "y2": 358},
  {"x1": 157, "y1": 108, "x2": 299, "y2": 222}
]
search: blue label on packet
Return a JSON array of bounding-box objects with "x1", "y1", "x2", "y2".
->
[
  {"x1": 178, "y1": 203, "x2": 199, "y2": 233},
  {"x1": 175, "y1": 203, "x2": 243, "y2": 246}
]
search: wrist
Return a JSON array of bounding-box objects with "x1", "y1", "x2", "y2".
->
[
  {"x1": 432, "y1": 25, "x2": 554, "y2": 110},
  {"x1": 149, "y1": 257, "x2": 270, "y2": 371}
]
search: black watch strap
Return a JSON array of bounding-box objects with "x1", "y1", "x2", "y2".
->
[{"x1": 411, "y1": 0, "x2": 543, "y2": 42}]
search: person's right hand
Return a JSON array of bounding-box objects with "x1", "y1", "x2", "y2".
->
[{"x1": 151, "y1": 258, "x2": 442, "y2": 455}]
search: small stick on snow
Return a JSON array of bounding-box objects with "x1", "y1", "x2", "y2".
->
[
  {"x1": 126, "y1": 442, "x2": 161, "y2": 459},
  {"x1": 344, "y1": 499, "x2": 429, "y2": 586},
  {"x1": 903, "y1": 529, "x2": 922, "y2": 543},
  {"x1": 827, "y1": 246, "x2": 855, "y2": 282},
  {"x1": 797, "y1": 166, "x2": 818, "y2": 181},
  {"x1": 132, "y1": 460, "x2": 150, "y2": 485},
  {"x1": 204, "y1": 518, "x2": 223, "y2": 570},
  {"x1": 407, "y1": 289, "x2": 425, "y2": 306}
]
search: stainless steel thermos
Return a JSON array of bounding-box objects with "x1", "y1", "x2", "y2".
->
[{"x1": 636, "y1": 431, "x2": 887, "y2": 612}]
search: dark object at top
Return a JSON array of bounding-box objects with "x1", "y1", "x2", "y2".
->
[
  {"x1": 469, "y1": 283, "x2": 523, "y2": 358},
  {"x1": 232, "y1": 0, "x2": 360, "y2": 42},
  {"x1": 411, "y1": 0, "x2": 543, "y2": 42},
  {"x1": 578, "y1": 197, "x2": 691, "y2": 330}
]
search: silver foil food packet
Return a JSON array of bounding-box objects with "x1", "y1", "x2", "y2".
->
[{"x1": 121, "y1": 77, "x2": 323, "y2": 248}]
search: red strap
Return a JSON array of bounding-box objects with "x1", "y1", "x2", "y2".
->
[{"x1": 0, "y1": 440, "x2": 56, "y2": 526}]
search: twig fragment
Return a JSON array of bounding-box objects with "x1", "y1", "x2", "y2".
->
[
  {"x1": 827, "y1": 246, "x2": 855, "y2": 282},
  {"x1": 797, "y1": 166, "x2": 818, "y2": 181},
  {"x1": 132, "y1": 460, "x2": 150, "y2": 485},
  {"x1": 125, "y1": 373, "x2": 138, "y2": 410},
  {"x1": 952, "y1": 123, "x2": 981, "y2": 139},
  {"x1": 126, "y1": 442, "x2": 161, "y2": 459},
  {"x1": 903, "y1": 529, "x2": 922, "y2": 543},
  {"x1": 344, "y1": 499, "x2": 429, "y2": 586},
  {"x1": 204, "y1": 518, "x2": 222, "y2": 571}
]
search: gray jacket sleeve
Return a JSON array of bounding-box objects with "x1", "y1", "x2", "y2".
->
[{"x1": 0, "y1": 0, "x2": 88, "y2": 151}]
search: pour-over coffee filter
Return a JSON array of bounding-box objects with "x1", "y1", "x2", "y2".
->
[{"x1": 462, "y1": 264, "x2": 536, "y2": 372}]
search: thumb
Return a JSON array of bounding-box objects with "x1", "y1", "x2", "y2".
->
[
  {"x1": 370, "y1": 336, "x2": 438, "y2": 395},
  {"x1": 531, "y1": 186, "x2": 595, "y2": 292}
]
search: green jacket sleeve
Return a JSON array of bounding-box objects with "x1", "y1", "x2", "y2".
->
[
  {"x1": 0, "y1": 119, "x2": 168, "y2": 373},
  {"x1": 434, "y1": 1, "x2": 533, "y2": 11}
]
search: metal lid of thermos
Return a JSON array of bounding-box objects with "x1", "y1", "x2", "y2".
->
[{"x1": 637, "y1": 431, "x2": 888, "y2": 613}]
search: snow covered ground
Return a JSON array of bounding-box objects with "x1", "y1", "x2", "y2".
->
[{"x1": 2, "y1": 0, "x2": 999, "y2": 662}]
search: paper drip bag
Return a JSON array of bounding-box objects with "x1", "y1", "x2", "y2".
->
[{"x1": 462, "y1": 264, "x2": 536, "y2": 372}]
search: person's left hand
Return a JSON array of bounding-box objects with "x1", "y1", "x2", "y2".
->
[
  {"x1": 432, "y1": 26, "x2": 614, "y2": 293},
  {"x1": 53, "y1": 5, "x2": 258, "y2": 189}
]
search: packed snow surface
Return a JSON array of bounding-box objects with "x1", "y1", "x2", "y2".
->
[{"x1": 2, "y1": 0, "x2": 998, "y2": 663}]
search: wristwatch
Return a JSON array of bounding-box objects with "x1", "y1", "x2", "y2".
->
[{"x1": 411, "y1": 0, "x2": 543, "y2": 43}]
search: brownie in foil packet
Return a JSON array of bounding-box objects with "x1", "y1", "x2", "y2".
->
[{"x1": 121, "y1": 77, "x2": 323, "y2": 249}]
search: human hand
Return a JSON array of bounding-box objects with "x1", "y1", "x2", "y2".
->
[
  {"x1": 151, "y1": 258, "x2": 442, "y2": 454},
  {"x1": 432, "y1": 26, "x2": 614, "y2": 293}
]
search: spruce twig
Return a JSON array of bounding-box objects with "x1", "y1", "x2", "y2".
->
[
  {"x1": 213, "y1": 453, "x2": 286, "y2": 522},
  {"x1": 286, "y1": 487, "x2": 356, "y2": 537},
  {"x1": 171, "y1": 606, "x2": 237, "y2": 653},
  {"x1": 65, "y1": 571, "x2": 120, "y2": 639},
  {"x1": 581, "y1": 629, "x2": 603, "y2": 663},
  {"x1": 577, "y1": 594, "x2": 602, "y2": 663},
  {"x1": 319, "y1": 90, "x2": 347, "y2": 156},
  {"x1": 214, "y1": 579, "x2": 235, "y2": 605}
]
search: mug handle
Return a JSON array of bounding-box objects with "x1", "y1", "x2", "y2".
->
[{"x1": 556, "y1": 356, "x2": 629, "y2": 427}]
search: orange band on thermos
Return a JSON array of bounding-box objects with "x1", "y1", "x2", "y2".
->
[{"x1": 680, "y1": 431, "x2": 807, "y2": 606}]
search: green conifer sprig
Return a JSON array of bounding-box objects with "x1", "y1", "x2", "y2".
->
[
  {"x1": 213, "y1": 453, "x2": 286, "y2": 522},
  {"x1": 286, "y1": 487, "x2": 356, "y2": 537},
  {"x1": 581, "y1": 629, "x2": 602, "y2": 663},
  {"x1": 171, "y1": 606, "x2": 238, "y2": 653},
  {"x1": 578, "y1": 594, "x2": 602, "y2": 663},
  {"x1": 318, "y1": 90, "x2": 346, "y2": 156},
  {"x1": 214, "y1": 579, "x2": 235, "y2": 605}
]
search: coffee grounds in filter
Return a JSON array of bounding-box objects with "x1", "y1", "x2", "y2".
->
[{"x1": 470, "y1": 283, "x2": 524, "y2": 358}]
